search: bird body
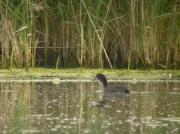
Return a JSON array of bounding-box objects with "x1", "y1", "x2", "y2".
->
[
  {"x1": 95, "y1": 73, "x2": 129, "y2": 94},
  {"x1": 104, "y1": 85, "x2": 129, "y2": 93}
]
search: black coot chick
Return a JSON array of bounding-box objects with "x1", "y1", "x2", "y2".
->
[{"x1": 95, "y1": 73, "x2": 129, "y2": 94}]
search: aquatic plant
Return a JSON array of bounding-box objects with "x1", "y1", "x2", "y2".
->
[{"x1": 0, "y1": 0, "x2": 179, "y2": 69}]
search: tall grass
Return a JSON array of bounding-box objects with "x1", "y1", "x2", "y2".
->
[{"x1": 0, "y1": 0, "x2": 179, "y2": 69}]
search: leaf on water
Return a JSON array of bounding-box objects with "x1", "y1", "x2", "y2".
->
[{"x1": 52, "y1": 78, "x2": 60, "y2": 84}]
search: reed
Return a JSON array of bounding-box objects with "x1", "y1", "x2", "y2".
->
[{"x1": 0, "y1": 0, "x2": 179, "y2": 69}]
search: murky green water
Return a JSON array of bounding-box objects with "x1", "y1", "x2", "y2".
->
[{"x1": 0, "y1": 81, "x2": 180, "y2": 134}]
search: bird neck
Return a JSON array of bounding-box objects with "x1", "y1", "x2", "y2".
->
[{"x1": 102, "y1": 80, "x2": 108, "y2": 87}]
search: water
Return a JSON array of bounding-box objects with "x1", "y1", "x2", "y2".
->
[{"x1": 0, "y1": 81, "x2": 180, "y2": 134}]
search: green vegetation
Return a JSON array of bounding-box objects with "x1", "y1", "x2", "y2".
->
[
  {"x1": 0, "y1": 0, "x2": 179, "y2": 69},
  {"x1": 0, "y1": 68, "x2": 179, "y2": 80}
]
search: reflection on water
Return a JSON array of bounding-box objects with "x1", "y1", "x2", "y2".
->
[{"x1": 0, "y1": 81, "x2": 180, "y2": 134}]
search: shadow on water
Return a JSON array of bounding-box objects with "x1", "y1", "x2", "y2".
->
[
  {"x1": 0, "y1": 81, "x2": 180, "y2": 133},
  {"x1": 95, "y1": 90, "x2": 130, "y2": 107}
]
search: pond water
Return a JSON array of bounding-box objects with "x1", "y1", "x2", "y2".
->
[{"x1": 0, "y1": 80, "x2": 180, "y2": 134}]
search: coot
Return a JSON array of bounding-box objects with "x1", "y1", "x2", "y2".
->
[{"x1": 95, "y1": 73, "x2": 129, "y2": 94}]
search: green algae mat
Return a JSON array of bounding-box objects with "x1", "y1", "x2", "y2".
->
[{"x1": 0, "y1": 68, "x2": 179, "y2": 81}]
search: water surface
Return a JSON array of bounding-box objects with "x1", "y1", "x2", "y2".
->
[{"x1": 0, "y1": 81, "x2": 180, "y2": 134}]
